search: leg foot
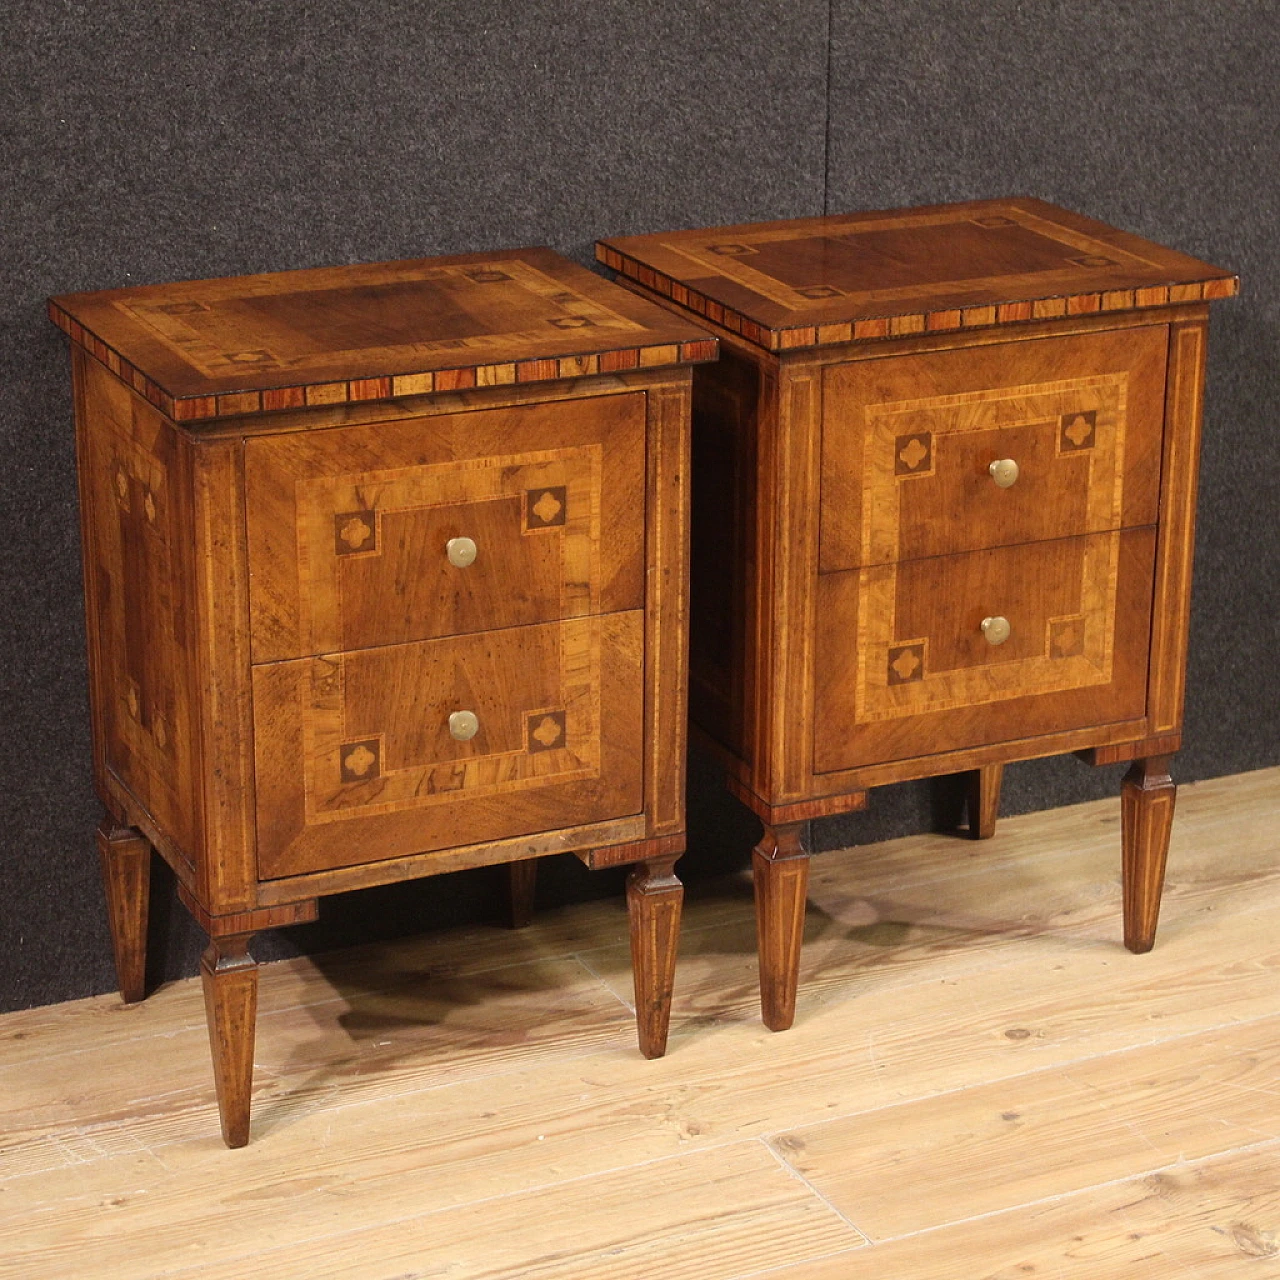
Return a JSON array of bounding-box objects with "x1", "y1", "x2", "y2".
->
[
  {"x1": 753, "y1": 821, "x2": 809, "y2": 1032},
  {"x1": 1121, "y1": 756, "x2": 1176, "y2": 954},
  {"x1": 96, "y1": 819, "x2": 152, "y2": 1004},
  {"x1": 626, "y1": 856, "x2": 683, "y2": 1059},
  {"x1": 507, "y1": 859, "x2": 537, "y2": 930},
  {"x1": 966, "y1": 763, "x2": 1003, "y2": 840},
  {"x1": 200, "y1": 933, "x2": 258, "y2": 1148}
]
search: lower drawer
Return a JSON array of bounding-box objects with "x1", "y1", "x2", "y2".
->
[
  {"x1": 252, "y1": 612, "x2": 644, "y2": 878},
  {"x1": 813, "y1": 528, "x2": 1156, "y2": 773}
]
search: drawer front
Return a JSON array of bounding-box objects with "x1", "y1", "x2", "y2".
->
[
  {"x1": 814, "y1": 528, "x2": 1155, "y2": 773},
  {"x1": 253, "y1": 612, "x2": 644, "y2": 878},
  {"x1": 246, "y1": 392, "x2": 646, "y2": 662},
  {"x1": 820, "y1": 326, "x2": 1167, "y2": 570}
]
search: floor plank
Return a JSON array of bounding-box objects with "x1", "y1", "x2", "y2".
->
[
  {"x1": 747, "y1": 1143, "x2": 1280, "y2": 1278},
  {"x1": 770, "y1": 1013, "x2": 1280, "y2": 1238},
  {"x1": 1, "y1": 766, "x2": 1277, "y2": 1280},
  {"x1": 6, "y1": 1143, "x2": 866, "y2": 1280}
]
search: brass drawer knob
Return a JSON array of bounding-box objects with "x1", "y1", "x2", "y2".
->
[
  {"x1": 448, "y1": 710, "x2": 480, "y2": 741},
  {"x1": 981, "y1": 615, "x2": 1011, "y2": 646},
  {"x1": 988, "y1": 458, "x2": 1020, "y2": 488},
  {"x1": 446, "y1": 536, "x2": 478, "y2": 568}
]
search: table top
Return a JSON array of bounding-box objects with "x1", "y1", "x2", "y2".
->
[
  {"x1": 597, "y1": 198, "x2": 1238, "y2": 353},
  {"x1": 50, "y1": 249, "x2": 716, "y2": 422}
]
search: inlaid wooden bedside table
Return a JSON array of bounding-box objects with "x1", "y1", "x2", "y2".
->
[
  {"x1": 51, "y1": 250, "x2": 715, "y2": 1145},
  {"x1": 598, "y1": 198, "x2": 1237, "y2": 1031}
]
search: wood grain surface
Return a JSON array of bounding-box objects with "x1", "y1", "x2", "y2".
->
[
  {"x1": 245, "y1": 390, "x2": 646, "y2": 662},
  {"x1": 2, "y1": 766, "x2": 1276, "y2": 1278},
  {"x1": 50, "y1": 248, "x2": 716, "y2": 419},
  {"x1": 252, "y1": 612, "x2": 645, "y2": 878},
  {"x1": 818, "y1": 323, "x2": 1167, "y2": 569},
  {"x1": 598, "y1": 196, "x2": 1238, "y2": 352},
  {"x1": 76, "y1": 354, "x2": 201, "y2": 862},
  {"x1": 813, "y1": 527, "x2": 1156, "y2": 771}
]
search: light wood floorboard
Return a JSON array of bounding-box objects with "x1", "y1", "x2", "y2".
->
[{"x1": 1, "y1": 766, "x2": 1278, "y2": 1277}]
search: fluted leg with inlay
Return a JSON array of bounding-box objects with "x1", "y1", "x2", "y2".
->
[
  {"x1": 1121, "y1": 756, "x2": 1176, "y2": 954},
  {"x1": 97, "y1": 819, "x2": 152, "y2": 1004},
  {"x1": 754, "y1": 821, "x2": 810, "y2": 1032},
  {"x1": 966, "y1": 763, "x2": 1004, "y2": 840},
  {"x1": 626, "y1": 856, "x2": 683, "y2": 1059},
  {"x1": 201, "y1": 933, "x2": 258, "y2": 1149}
]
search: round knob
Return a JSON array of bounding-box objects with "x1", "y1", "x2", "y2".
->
[
  {"x1": 981, "y1": 615, "x2": 1011, "y2": 646},
  {"x1": 446, "y1": 536, "x2": 477, "y2": 568},
  {"x1": 448, "y1": 710, "x2": 479, "y2": 741},
  {"x1": 988, "y1": 458, "x2": 1020, "y2": 488}
]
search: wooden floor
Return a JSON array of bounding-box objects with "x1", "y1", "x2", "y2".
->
[{"x1": 2, "y1": 767, "x2": 1279, "y2": 1278}]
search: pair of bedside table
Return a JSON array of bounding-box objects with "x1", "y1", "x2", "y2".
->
[
  {"x1": 51, "y1": 252, "x2": 712, "y2": 1146},
  {"x1": 599, "y1": 197, "x2": 1237, "y2": 1031},
  {"x1": 54, "y1": 199, "x2": 1236, "y2": 1146}
]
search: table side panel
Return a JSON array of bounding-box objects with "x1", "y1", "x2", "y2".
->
[
  {"x1": 76, "y1": 357, "x2": 201, "y2": 863},
  {"x1": 189, "y1": 434, "x2": 260, "y2": 909},
  {"x1": 641, "y1": 376, "x2": 692, "y2": 837},
  {"x1": 1148, "y1": 318, "x2": 1209, "y2": 736}
]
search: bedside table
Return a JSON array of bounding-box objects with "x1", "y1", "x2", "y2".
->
[
  {"x1": 598, "y1": 198, "x2": 1237, "y2": 1031},
  {"x1": 51, "y1": 250, "x2": 715, "y2": 1145}
]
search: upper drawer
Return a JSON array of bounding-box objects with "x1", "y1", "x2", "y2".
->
[
  {"x1": 819, "y1": 326, "x2": 1168, "y2": 570},
  {"x1": 246, "y1": 392, "x2": 646, "y2": 662}
]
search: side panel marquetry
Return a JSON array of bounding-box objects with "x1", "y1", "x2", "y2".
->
[
  {"x1": 814, "y1": 528, "x2": 1156, "y2": 772},
  {"x1": 253, "y1": 612, "x2": 644, "y2": 877},
  {"x1": 78, "y1": 357, "x2": 199, "y2": 859},
  {"x1": 820, "y1": 326, "x2": 1167, "y2": 570},
  {"x1": 245, "y1": 392, "x2": 645, "y2": 662}
]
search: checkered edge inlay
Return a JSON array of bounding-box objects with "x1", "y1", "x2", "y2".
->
[
  {"x1": 594, "y1": 245, "x2": 1239, "y2": 354},
  {"x1": 47, "y1": 301, "x2": 717, "y2": 423}
]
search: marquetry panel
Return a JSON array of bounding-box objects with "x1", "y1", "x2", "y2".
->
[
  {"x1": 245, "y1": 392, "x2": 646, "y2": 662},
  {"x1": 252, "y1": 612, "x2": 645, "y2": 878},
  {"x1": 820, "y1": 326, "x2": 1167, "y2": 570},
  {"x1": 77, "y1": 358, "x2": 198, "y2": 856},
  {"x1": 49, "y1": 249, "x2": 715, "y2": 421},
  {"x1": 598, "y1": 197, "x2": 1238, "y2": 352},
  {"x1": 813, "y1": 528, "x2": 1156, "y2": 772}
]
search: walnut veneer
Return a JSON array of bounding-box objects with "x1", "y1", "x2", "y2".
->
[
  {"x1": 599, "y1": 197, "x2": 1237, "y2": 1032},
  {"x1": 53, "y1": 250, "x2": 714, "y2": 1145}
]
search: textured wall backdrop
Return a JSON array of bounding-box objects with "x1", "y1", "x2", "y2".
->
[{"x1": 1, "y1": 0, "x2": 1274, "y2": 1012}]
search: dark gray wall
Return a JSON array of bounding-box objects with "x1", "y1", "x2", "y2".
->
[{"x1": 1, "y1": 1, "x2": 1274, "y2": 1013}]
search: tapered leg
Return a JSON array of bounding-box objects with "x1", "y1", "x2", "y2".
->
[
  {"x1": 1121, "y1": 755, "x2": 1176, "y2": 954},
  {"x1": 753, "y1": 821, "x2": 810, "y2": 1032},
  {"x1": 200, "y1": 933, "x2": 258, "y2": 1149},
  {"x1": 626, "y1": 856, "x2": 683, "y2": 1059},
  {"x1": 507, "y1": 859, "x2": 538, "y2": 930},
  {"x1": 966, "y1": 763, "x2": 1004, "y2": 840},
  {"x1": 96, "y1": 819, "x2": 152, "y2": 1004}
]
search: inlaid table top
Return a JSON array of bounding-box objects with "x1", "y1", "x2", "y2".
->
[
  {"x1": 597, "y1": 197, "x2": 1238, "y2": 352},
  {"x1": 49, "y1": 248, "x2": 716, "y2": 421}
]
